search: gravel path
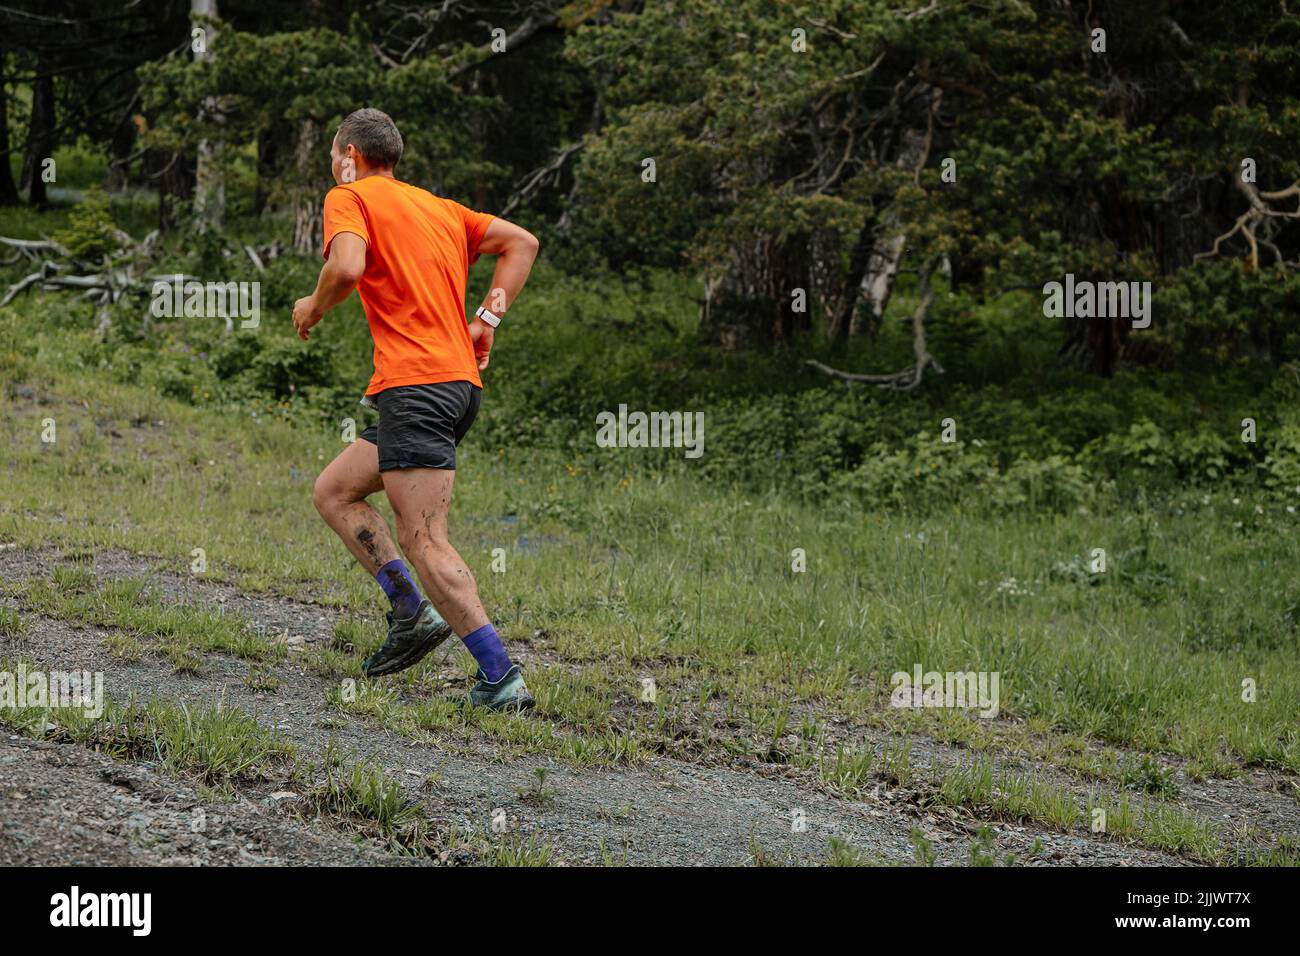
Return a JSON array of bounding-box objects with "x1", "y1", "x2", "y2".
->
[{"x1": 3, "y1": 544, "x2": 1292, "y2": 866}]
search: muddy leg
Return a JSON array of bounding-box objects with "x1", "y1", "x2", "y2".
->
[{"x1": 313, "y1": 438, "x2": 402, "y2": 573}]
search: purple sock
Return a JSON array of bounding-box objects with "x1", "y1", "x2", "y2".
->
[
  {"x1": 462, "y1": 623, "x2": 512, "y2": 683},
  {"x1": 376, "y1": 559, "x2": 423, "y2": 620}
]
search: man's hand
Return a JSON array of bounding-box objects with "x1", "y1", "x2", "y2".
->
[
  {"x1": 469, "y1": 317, "x2": 494, "y2": 371},
  {"x1": 293, "y1": 296, "x2": 323, "y2": 341},
  {"x1": 466, "y1": 218, "x2": 537, "y2": 374}
]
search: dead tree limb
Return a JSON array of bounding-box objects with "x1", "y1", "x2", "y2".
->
[
  {"x1": 0, "y1": 236, "x2": 69, "y2": 259},
  {"x1": 448, "y1": 13, "x2": 558, "y2": 79},
  {"x1": 0, "y1": 226, "x2": 218, "y2": 337},
  {"x1": 846, "y1": 85, "x2": 943, "y2": 337},
  {"x1": 1195, "y1": 177, "x2": 1300, "y2": 270},
  {"x1": 807, "y1": 257, "x2": 944, "y2": 391},
  {"x1": 501, "y1": 141, "x2": 584, "y2": 217}
]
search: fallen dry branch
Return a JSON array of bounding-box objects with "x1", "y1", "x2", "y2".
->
[
  {"x1": 0, "y1": 236, "x2": 70, "y2": 264},
  {"x1": 0, "y1": 228, "x2": 275, "y2": 334},
  {"x1": 806, "y1": 257, "x2": 945, "y2": 392}
]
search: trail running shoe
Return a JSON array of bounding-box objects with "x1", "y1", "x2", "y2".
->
[
  {"x1": 362, "y1": 600, "x2": 453, "y2": 677},
  {"x1": 468, "y1": 664, "x2": 535, "y2": 712}
]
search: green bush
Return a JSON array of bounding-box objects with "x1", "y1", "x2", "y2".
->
[
  {"x1": 1082, "y1": 420, "x2": 1255, "y2": 490},
  {"x1": 830, "y1": 436, "x2": 995, "y2": 512},
  {"x1": 1154, "y1": 262, "x2": 1300, "y2": 370},
  {"x1": 51, "y1": 189, "x2": 120, "y2": 262},
  {"x1": 1262, "y1": 423, "x2": 1300, "y2": 492},
  {"x1": 990, "y1": 455, "x2": 1090, "y2": 513}
]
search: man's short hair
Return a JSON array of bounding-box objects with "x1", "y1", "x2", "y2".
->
[{"x1": 336, "y1": 108, "x2": 403, "y2": 168}]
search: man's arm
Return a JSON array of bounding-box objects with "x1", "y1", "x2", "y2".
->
[
  {"x1": 292, "y1": 232, "x2": 367, "y2": 341},
  {"x1": 467, "y1": 218, "x2": 539, "y2": 371}
]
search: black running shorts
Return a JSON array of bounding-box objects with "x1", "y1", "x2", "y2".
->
[{"x1": 359, "y1": 380, "x2": 481, "y2": 471}]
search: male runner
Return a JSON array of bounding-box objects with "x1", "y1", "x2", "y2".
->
[{"x1": 291, "y1": 108, "x2": 538, "y2": 711}]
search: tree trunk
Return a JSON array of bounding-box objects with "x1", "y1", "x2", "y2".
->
[
  {"x1": 292, "y1": 118, "x2": 325, "y2": 253},
  {"x1": 0, "y1": 43, "x2": 19, "y2": 206},
  {"x1": 154, "y1": 150, "x2": 191, "y2": 233},
  {"x1": 1059, "y1": 314, "x2": 1121, "y2": 377},
  {"x1": 848, "y1": 230, "x2": 907, "y2": 338},
  {"x1": 847, "y1": 124, "x2": 931, "y2": 337},
  {"x1": 104, "y1": 115, "x2": 137, "y2": 192},
  {"x1": 191, "y1": 0, "x2": 224, "y2": 232},
  {"x1": 254, "y1": 125, "x2": 279, "y2": 215},
  {"x1": 700, "y1": 233, "x2": 805, "y2": 348},
  {"x1": 21, "y1": 68, "x2": 56, "y2": 209}
]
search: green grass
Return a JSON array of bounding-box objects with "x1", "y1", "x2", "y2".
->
[
  {"x1": 0, "y1": 682, "x2": 296, "y2": 793},
  {"x1": 0, "y1": 606, "x2": 27, "y2": 637},
  {"x1": 12, "y1": 572, "x2": 287, "y2": 670},
  {"x1": 820, "y1": 745, "x2": 876, "y2": 795},
  {"x1": 2, "y1": 199, "x2": 1299, "y2": 864},
  {"x1": 825, "y1": 837, "x2": 874, "y2": 866},
  {"x1": 308, "y1": 744, "x2": 422, "y2": 841},
  {"x1": 485, "y1": 832, "x2": 556, "y2": 867},
  {"x1": 139, "y1": 698, "x2": 296, "y2": 787},
  {"x1": 244, "y1": 663, "x2": 282, "y2": 692},
  {"x1": 932, "y1": 758, "x2": 1228, "y2": 862},
  {"x1": 1243, "y1": 835, "x2": 1300, "y2": 866},
  {"x1": 3, "y1": 359, "x2": 1297, "y2": 776},
  {"x1": 301, "y1": 743, "x2": 556, "y2": 864},
  {"x1": 1120, "y1": 754, "x2": 1180, "y2": 796},
  {"x1": 967, "y1": 825, "x2": 1041, "y2": 866},
  {"x1": 514, "y1": 767, "x2": 558, "y2": 807},
  {"x1": 933, "y1": 760, "x2": 1057, "y2": 833},
  {"x1": 910, "y1": 829, "x2": 938, "y2": 866}
]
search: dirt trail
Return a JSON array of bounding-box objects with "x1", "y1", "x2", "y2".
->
[
  {"x1": 0, "y1": 734, "x2": 402, "y2": 866},
  {"x1": 2, "y1": 545, "x2": 1288, "y2": 866}
]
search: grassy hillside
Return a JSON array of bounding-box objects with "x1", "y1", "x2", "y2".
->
[{"x1": 2, "y1": 191, "x2": 1298, "y2": 865}]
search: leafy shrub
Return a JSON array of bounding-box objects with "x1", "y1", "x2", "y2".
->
[
  {"x1": 1082, "y1": 420, "x2": 1255, "y2": 489},
  {"x1": 52, "y1": 189, "x2": 120, "y2": 262},
  {"x1": 830, "y1": 436, "x2": 990, "y2": 512},
  {"x1": 1154, "y1": 262, "x2": 1300, "y2": 370},
  {"x1": 989, "y1": 455, "x2": 1090, "y2": 513},
  {"x1": 1262, "y1": 423, "x2": 1300, "y2": 492}
]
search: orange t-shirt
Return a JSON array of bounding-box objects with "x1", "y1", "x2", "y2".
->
[{"x1": 321, "y1": 176, "x2": 494, "y2": 394}]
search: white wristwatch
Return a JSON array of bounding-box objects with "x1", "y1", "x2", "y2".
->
[{"x1": 475, "y1": 306, "x2": 502, "y2": 328}]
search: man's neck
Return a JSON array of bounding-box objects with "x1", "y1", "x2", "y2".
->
[{"x1": 355, "y1": 167, "x2": 396, "y2": 182}]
